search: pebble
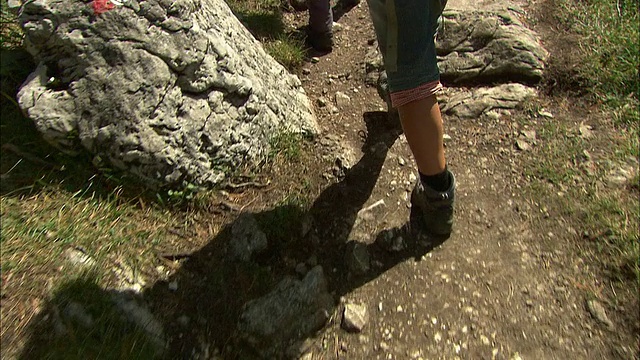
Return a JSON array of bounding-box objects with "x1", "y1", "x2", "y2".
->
[
  {"x1": 295, "y1": 262, "x2": 308, "y2": 275},
  {"x1": 302, "y1": 68, "x2": 311, "y2": 75},
  {"x1": 335, "y1": 91, "x2": 351, "y2": 109},
  {"x1": 579, "y1": 123, "x2": 594, "y2": 138},
  {"x1": 586, "y1": 299, "x2": 614, "y2": 329},
  {"x1": 515, "y1": 139, "x2": 531, "y2": 151},
  {"x1": 64, "y1": 248, "x2": 96, "y2": 268},
  {"x1": 480, "y1": 335, "x2": 490, "y2": 345},
  {"x1": 311, "y1": 57, "x2": 320, "y2": 63},
  {"x1": 434, "y1": 332, "x2": 442, "y2": 342},
  {"x1": 538, "y1": 109, "x2": 554, "y2": 118},
  {"x1": 521, "y1": 129, "x2": 536, "y2": 140},
  {"x1": 316, "y1": 97, "x2": 328, "y2": 107},
  {"x1": 342, "y1": 303, "x2": 368, "y2": 332},
  {"x1": 177, "y1": 315, "x2": 190, "y2": 326},
  {"x1": 168, "y1": 280, "x2": 178, "y2": 291}
]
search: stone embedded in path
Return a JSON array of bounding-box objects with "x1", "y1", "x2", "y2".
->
[
  {"x1": 342, "y1": 303, "x2": 368, "y2": 333},
  {"x1": 440, "y1": 83, "x2": 536, "y2": 119},
  {"x1": 229, "y1": 213, "x2": 268, "y2": 262},
  {"x1": 236, "y1": 266, "x2": 334, "y2": 357},
  {"x1": 335, "y1": 91, "x2": 351, "y2": 109},
  {"x1": 586, "y1": 299, "x2": 614, "y2": 329},
  {"x1": 345, "y1": 241, "x2": 371, "y2": 274},
  {"x1": 16, "y1": 0, "x2": 318, "y2": 189}
]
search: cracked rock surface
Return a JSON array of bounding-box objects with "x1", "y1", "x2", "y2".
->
[
  {"x1": 437, "y1": 10, "x2": 548, "y2": 84},
  {"x1": 16, "y1": 0, "x2": 318, "y2": 188}
]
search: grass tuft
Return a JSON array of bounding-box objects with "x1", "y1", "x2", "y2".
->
[
  {"x1": 553, "y1": 0, "x2": 639, "y2": 101},
  {"x1": 268, "y1": 131, "x2": 305, "y2": 161},
  {"x1": 264, "y1": 35, "x2": 306, "y2": 70},
  {"x1": 226, "y1": 0, "x2": 307, "y2": 70}
]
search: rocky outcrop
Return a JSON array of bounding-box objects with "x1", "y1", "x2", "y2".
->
[
  {"x1": 236, "y1": 266, "x2": 334, "y2": 358},
  {"x1": 16, "y1": 0, "x2": 318, "y2": 188},
  {"x1": 437, "y1": 10, "x2": 548, "y2": 84}
]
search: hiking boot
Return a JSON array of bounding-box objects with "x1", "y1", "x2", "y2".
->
[
  {"x1": 376, "y1": 71, "x2": 399, "y2": 122},
  {"x1": 308, "y1": 30, "x2": 333, "y2": 53},
  {"x1": 410, "y1": 170, "x2": 455, "y2": 236}
]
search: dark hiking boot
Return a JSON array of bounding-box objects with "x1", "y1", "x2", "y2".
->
[
  {"x1": 410, "y1": 170, "x2": 455, "y2": 236},
  {"x1": 308, "y1": 30, "x2": 333, "y2": 52}
]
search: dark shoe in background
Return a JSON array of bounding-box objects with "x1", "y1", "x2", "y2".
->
[
  {"x1": 410, "y1": 170, "x2": 455, "y2": 236},
  {"x1": 307, "y1": 29, "x2": 334, "y2": 53}
]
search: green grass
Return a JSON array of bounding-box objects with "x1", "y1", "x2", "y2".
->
[
  {"x1": 525, "y1": 116, "x2": 639, "y2": 284},
  {"x1": 553, "y1": 0, "x2": 639, "y2": 99},
  {"x1": 264, "y1": 35, "x2": 306, "y2": 69},
  {"x1": 268, "y1": 131, "x2": 305, "y2": 161},
  {"x1": 537, "y1": 0, "x2": 640, "y2": 285},
  {"x1": 553, "y1": 0, "x2": 639, "y2": 127},
  {"x1": 226, "y1": 0, "x2": 307, "y2": 70}
]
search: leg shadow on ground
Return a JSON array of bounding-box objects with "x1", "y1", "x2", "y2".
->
[{"x1": 17, "y1": 111, "x2": 451, "y2": 359}]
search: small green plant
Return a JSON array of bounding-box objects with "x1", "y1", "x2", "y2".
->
[
  {"x1": 225, "y1": 0, "x2": 306, "y2": 70},
  {"x1": 268, "y1": 131, "x2": 305, "y2": 161},
  {"x1": 264, "y1": 35, "x2": 306, "y2": 70},
  {"x1": 167, "y1": 183, "x2": 200, "y2": 203},
  {"x1": 553, "y1": 0, "x2": 639, "y2": 101}
]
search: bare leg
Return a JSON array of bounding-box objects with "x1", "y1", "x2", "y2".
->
[{"x1": 396, "y1": 94, "x2": 446, "y2": 176}]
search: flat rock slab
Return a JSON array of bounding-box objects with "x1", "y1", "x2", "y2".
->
[
  {"x1": 16, "y1": 0, "x2": 318, "y2": 188},
  {"x1": 440, "y1": 83, "x2": 537, "y2": 119}
]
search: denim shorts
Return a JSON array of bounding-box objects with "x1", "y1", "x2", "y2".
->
[{"x1": 367, "y1": 0, "x2": 447, "y2": 93}]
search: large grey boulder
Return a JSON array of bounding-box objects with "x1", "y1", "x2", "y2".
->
[
  {"x1": 16, "y1": 0, "x2": 318, "y2": 188},
  {"x1": 236, "y1": 266, "x2": 334, "y2": 358},
  {"x1": 438, "y1": 10, "x2": 548, "y2": 84}
]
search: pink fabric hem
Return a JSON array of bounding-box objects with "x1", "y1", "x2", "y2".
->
[{"x1": 390, "y1": 80, "x2": 443, "y2": 108}]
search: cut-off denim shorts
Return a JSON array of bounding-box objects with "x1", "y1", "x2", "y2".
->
[{"x1": 367, "y1": 0, "x2": 447, "y2": 93}]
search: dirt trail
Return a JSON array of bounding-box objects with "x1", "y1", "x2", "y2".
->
[{"x1": 290, "y1": 0, "x2": 636, "y2": 358}]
